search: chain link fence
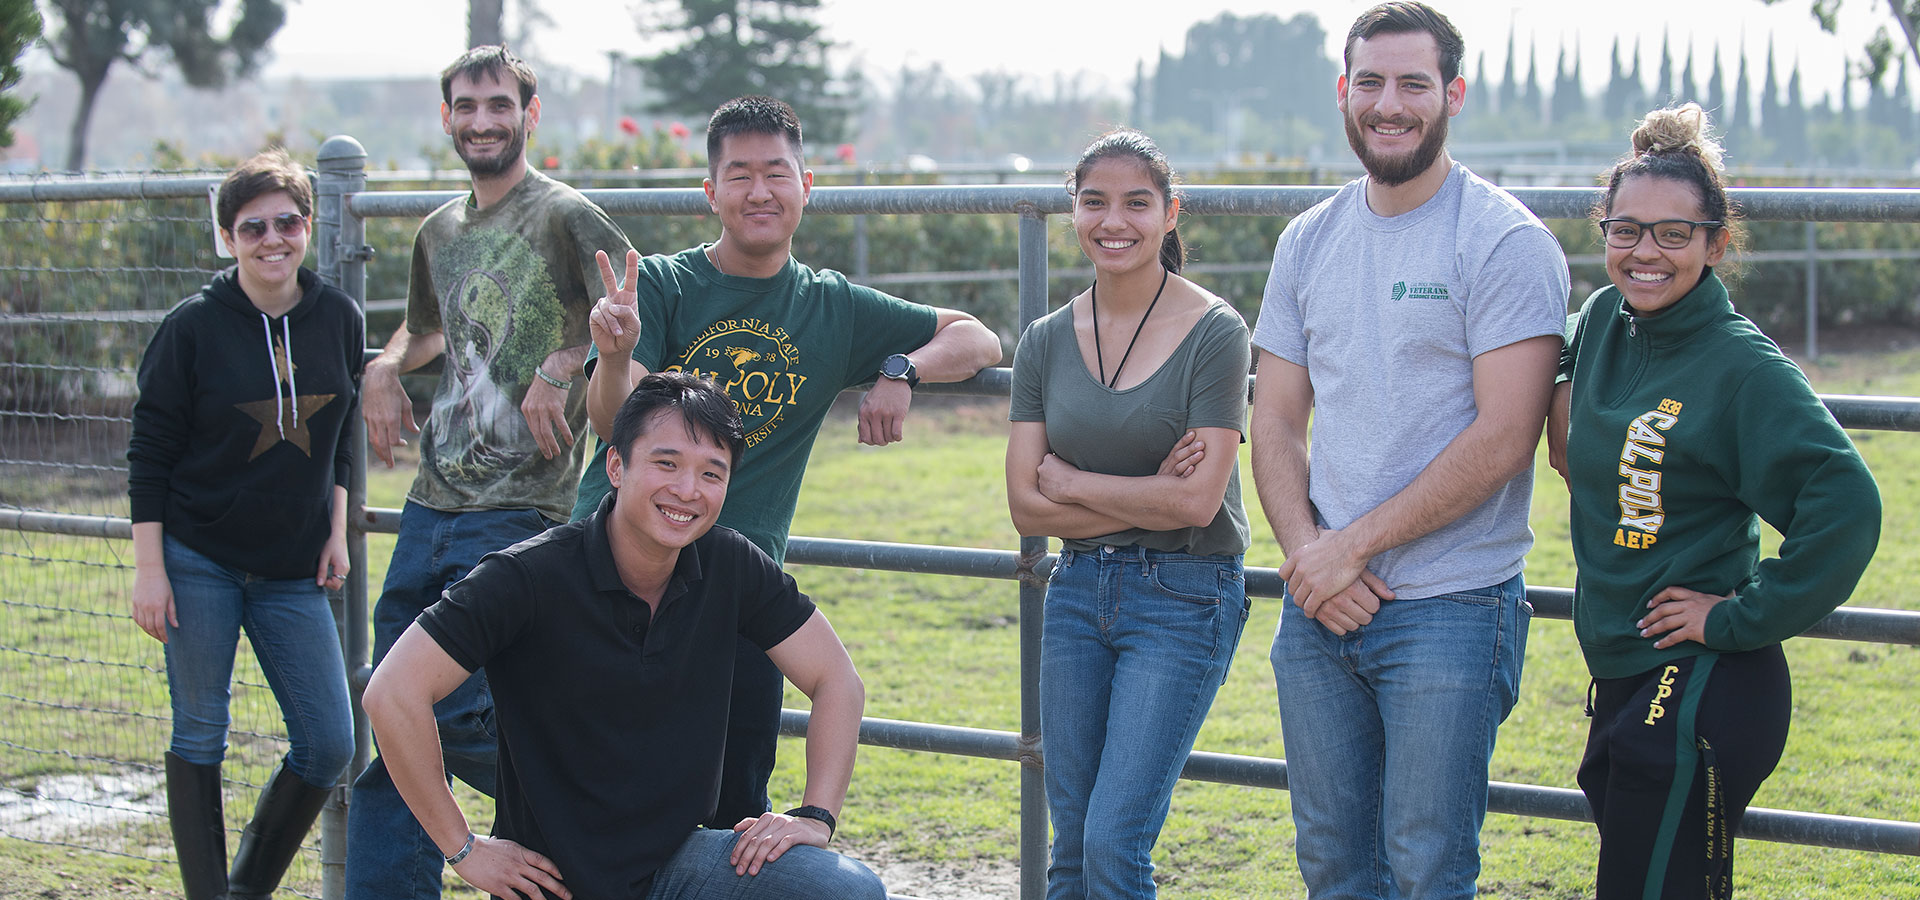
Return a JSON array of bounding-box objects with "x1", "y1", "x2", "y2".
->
[{"x1": 0, "y1": 178, "x2": 331, "y2": 895}]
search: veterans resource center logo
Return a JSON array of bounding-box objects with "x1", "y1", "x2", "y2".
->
[
  {"x1": 1391, "y1": 280, "x2": 1450, "y2": 303},
  {"x1": 669, "y1": 317, "x2": 807, "y2": 448}
]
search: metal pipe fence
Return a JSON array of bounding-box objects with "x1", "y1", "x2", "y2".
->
[{"x1": 4, "y1": 149, "x2": 1920, "y2": 898}]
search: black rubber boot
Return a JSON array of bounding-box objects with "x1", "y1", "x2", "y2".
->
[
  {"x1": 226, "y1": 757, "x2": 331, "y2": 900},
  {"x1": 165, "y1": 751, "x2": 229, "y2": 900}
]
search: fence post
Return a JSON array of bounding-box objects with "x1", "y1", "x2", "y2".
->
[
  {"x1": 1804, "y1": 220, "x2": 1819, "y2": 361},
  {"x1": 853, "y1": 169, "x2": 870, "y2": 282},
  {"x1": 315, "y1": 134, "x2": 369, "y2": 900},
  {"x1": 1015, "y1": 208, "x2": 1049, "y2": 900}
]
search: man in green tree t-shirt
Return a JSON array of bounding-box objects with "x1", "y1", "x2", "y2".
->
[{"x1": 574, "y1": 96, "x2": 1002, "y2": 830}]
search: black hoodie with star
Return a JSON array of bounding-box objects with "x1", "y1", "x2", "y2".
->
[{"x1": 129, "y1": 266, "x2": 364, "y2": 579}]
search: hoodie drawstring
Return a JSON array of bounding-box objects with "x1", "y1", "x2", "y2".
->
[
  {"x1": 259, "y1": 313, "x2": 299, "y2": 440},
  {"x1": 283, "y1": 317, "x2": 299, "y2": 430}
]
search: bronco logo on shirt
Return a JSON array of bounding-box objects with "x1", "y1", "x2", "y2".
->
[{"x1": 666, "y1": 317, "x2": 807, "y2": 448}]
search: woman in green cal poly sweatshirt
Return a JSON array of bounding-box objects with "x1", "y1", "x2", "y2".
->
[{"x1": 1547, "y1": 103, "x2": 1881, "y2": 900}]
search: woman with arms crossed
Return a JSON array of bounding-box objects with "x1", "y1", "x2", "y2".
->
[
  {"x1": 1006, "y1": 130, "x2": 1251, "y2": 900},
  {"x1": 1551, "y1": 104, "x2": 1880, "y2": 899},
  {"x1": 128, "y1": 150, "x2": 362, "y2": 900}
]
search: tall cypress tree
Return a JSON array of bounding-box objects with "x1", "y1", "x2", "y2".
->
[
  {"x1": 1894, "y1": 64, "x2": 1914, "y2": 143},
  {"x1": 1552, "y1": 40, "x2": 1585, "y2": 124},
  {"x1": 1606, "y1": 36, "x2": 1628, "y2": 120},
  {"x1": 1471, "y1": 51, "x2": 1490, "y2": 117},
  {"x1": 1780, "y1": 58, "x2": 1809, "y2": 163},
  {"x1": 1706, "y1": 45, "x2": 1724, "y2": 117},
  {"x1": 1731, "y1": 39, "x2": 1752, "y2": 145},
  {"x1": 1627, "y1": 36, "x2": 1646, "y2": 115},
  {"x1": 1498, "y1": 24, "x2": 1518, "y2": 115},
  {"x1": 1839, "y1": 57, "x2": 1854, "y2": 125},
  {"x1": 1523, "y1": 39, "x2": 1543, "y2": 120},
  {"x1": 1682, "y1": 44, "x2": 1700, "y2": 107},
  {"x1": 1760, "y1": 37, "x2": 1780, "y2": 149},
  {"x1": 1657, "y1": 28, "x2": 1673, "y2": 103}
]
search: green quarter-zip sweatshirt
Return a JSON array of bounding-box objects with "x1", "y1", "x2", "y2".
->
[{"x1": 1561, "y1": 271, "x2": 1881, "y2": 678}]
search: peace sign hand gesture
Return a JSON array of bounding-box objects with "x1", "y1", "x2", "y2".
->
[{"x1": 588, "y1": 249, "x2": 643, "y2": 359}]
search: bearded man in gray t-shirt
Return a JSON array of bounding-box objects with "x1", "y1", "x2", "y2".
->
[{"x1": 1248, "y1": 4, "x2": 1569, "y2": 898}]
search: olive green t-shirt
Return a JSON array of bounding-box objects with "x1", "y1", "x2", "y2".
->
[
  {"x1": 1009, "y1": 298, "x2": 1252, "y2": 558},
  {"x1": 405, "y1": 168, "x2": 632, "y2": 522}
]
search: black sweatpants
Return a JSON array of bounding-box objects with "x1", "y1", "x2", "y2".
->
[{"x1": 1578, "y1": 645, "x2": 1791, "y2": 900}]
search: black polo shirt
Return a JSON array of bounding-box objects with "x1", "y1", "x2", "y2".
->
[{"x1": 417, "y1": 495, "x2": 815, "y2": 899}]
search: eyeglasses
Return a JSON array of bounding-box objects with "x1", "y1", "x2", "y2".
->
[
  {"x1": 1597, "y1": 217, "x2": 1722, "y2": 250},
  {"x1": 233, "y1": 213, "x2": 308, "y2": 242}
]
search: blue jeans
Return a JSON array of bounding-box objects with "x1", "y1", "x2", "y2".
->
[
  {"x1": 162, "y1": 535, "x2": 353, "y2": 787},
  {"x1": 1040, "y1": 546, "x2": 1248, "y2": 900},
  {"x1": 1270, "y1": 572, "x2": 1530, "y2": 900},
  {"x1": 345, "y1": 502, "x2": 552, "y2": 900},
  {"x1": 645, "y1": 829, "x2": 887, "y2": 900}
]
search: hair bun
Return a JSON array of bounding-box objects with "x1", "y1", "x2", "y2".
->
[{"x1": 1630, "y1": 102, "x2": 1726, "y2": 173}]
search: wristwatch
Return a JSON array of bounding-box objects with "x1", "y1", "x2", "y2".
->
[
  {"x1": 879, "y1": 353, "x2": 919, "y2": 388},
  {"x1": 784, "y1": 805, "x2": 837, "y2": 840}
]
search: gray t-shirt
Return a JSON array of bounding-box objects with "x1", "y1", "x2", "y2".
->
[
  {"x1": 1010, "y1": 297, "x2": 1252, "y2": 558},
  {"x1": 1252, "y1": 163, "x2": 1569, "y2": 599}
]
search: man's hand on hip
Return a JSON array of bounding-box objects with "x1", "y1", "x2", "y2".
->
[{"x1": 451, "y1": 835, "x2": 569, "y2": 900}]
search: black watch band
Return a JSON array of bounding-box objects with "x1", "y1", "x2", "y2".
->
[
  {"x1": 784, "y1": 805, "x2": 837, "y2": 840},
  {"x1": 879, "y1": 353, "x2": 919, "y2": 388}
]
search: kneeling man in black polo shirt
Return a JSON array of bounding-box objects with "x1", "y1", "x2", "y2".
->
[{"x1": 363, "y1": 371, "x2": 884, "y2": 900}]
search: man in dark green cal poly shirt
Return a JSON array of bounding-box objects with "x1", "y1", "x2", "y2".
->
[{"x1": 573, "y1": 96, "x2": 1002, "y2": 827}]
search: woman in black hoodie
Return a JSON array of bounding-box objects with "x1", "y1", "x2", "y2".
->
[{"x1": 127, "y1": 149, "x2": 363, "y2": 900}]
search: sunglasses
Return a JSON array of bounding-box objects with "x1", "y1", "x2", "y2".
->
[{"x1": 233, "y1": 213, "x2": 308, "y2": 242}]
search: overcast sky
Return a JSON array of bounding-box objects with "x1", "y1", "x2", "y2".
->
[{"x1": 17, "y1": 0, "x2": 1909, "y2": 105}]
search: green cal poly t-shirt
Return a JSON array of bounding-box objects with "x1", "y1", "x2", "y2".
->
[
  {"x1": 404, "y1": 169, "x2": 633, "y2": 523},
  {"x1": 572, "y1": 245, "x2": 937, "y2": 564}
]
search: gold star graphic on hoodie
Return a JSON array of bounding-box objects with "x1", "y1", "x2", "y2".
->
[
  {"x1": 234, "y1": 332, "x2": 335, "y2": 459},
  {"x1": 235, "y1": 393, "x2": 337, "y2": 459}
]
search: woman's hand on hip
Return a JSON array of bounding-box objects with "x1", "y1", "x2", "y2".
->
[{"x1": 1639, "y1": 586, "x2": 1731, "y2": 650}]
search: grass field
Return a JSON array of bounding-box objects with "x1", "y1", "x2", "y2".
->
[{"x1": 4, "y1": 350, "x2": 1919, "y2": 898}]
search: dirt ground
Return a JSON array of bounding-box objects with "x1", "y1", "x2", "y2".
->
[{"x1": 0, "y1": 846, "x2": 1020, "y2": 900}]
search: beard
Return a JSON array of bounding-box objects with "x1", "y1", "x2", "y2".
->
[
  {"x1": 455, "y1": 120, "x2": 528, "y2": 178},
  {"x1": 1345, "y1": 108, "x2": 1448, "y2": 188}
]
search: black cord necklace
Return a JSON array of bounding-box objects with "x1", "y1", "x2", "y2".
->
[{"x1": 1091, "y1": 266, "x2": 1170, "y2": 389}]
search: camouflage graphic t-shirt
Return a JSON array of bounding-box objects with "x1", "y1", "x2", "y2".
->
[
  {"x1": 570, "y1": 246, "x2": 937, "y2": 564},
  {"x1": 405, "y1": 169, "x2": 632, "y2": 521}
]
